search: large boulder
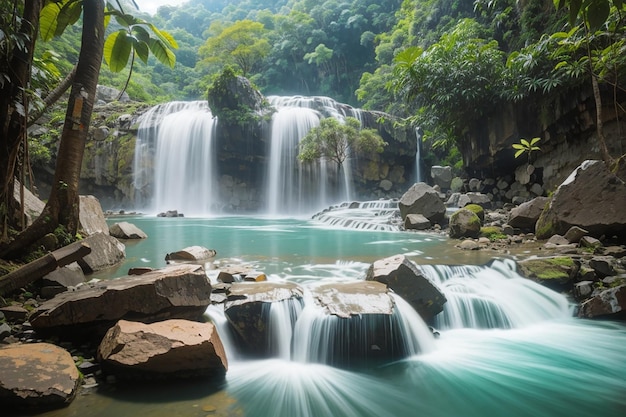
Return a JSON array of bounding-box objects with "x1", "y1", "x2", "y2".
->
[
  {"x1": 536, "y1": 160, "x2": 626, "y2": 239},
  {"x1": 398, "y1": 182, "x2": 446, "y2": 223},
  {"x1": 77, "y1": 232, "x2": 126, "y2": 274},
  {"x1": 448, "y1": 208, "x2": 481, "y2": 239},
  {"x1": 430, "y1": 165, "x2": 452, "y2": 190},
  {"x1": 508, "y1": 196, "x2": 549, "y2": 231},
  {"x1": 97, "y1": 319, "x2": 227, "y2": 380},
  {"x1": 79, "y1": 195, "x2": 109, "y2": 236},
  {"x1": 365, "y1": 254, "x2": 446, "y2": 323},
  {"x1": 29, "y1": 264, "x2": 212, "y2": 340},
  {"x1": 579, "y1": 284, "x2": 626, "y2": 319},
  {"x1": 0, "y1": 343, "x2": 80, "y2": 408},
  {"x1": 224, "y1": 282, "x2": 303, "y2": 357},
  {"x1": 109, "y1": 221, "x2": 147, "y2": 239}
]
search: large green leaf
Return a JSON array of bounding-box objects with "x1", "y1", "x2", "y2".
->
[
  {"x1": 55, "y1": 0, "x2": 82, "y2": 38},
  {"x1": 148, "y1": 38, "x2": 176, "y2": 68},
  {"x1": 587, "y1": 0, "x2": 610, "y2": 31},
  {"x1": 40, "y1": 1, "x2": 62, "y2": 41},
  {"x1": 104, "y1": 30, "x2": 132, "y2": 73},
  {"x1": 132, "y1": 38, "x2": 150, "y2": 64},
  {"x1": 148, "y1": 24, "x2": 179, "y2": 49}
]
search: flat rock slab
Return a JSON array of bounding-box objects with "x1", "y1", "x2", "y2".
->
[
  {"x1": 165, "y1": 246, "x2": 217, "y2": 262},
  {"x1": 29, "y1": 264, "x2": 211, "y2": 340},
  {"x1": 0, "y1": 343, "x2": 80, "y2": 409},
  {"x1": 98, "y1": 319, "x2": 227, "y2": 380},
  {"x1": 311, "y1": 281, "x2": 394, "y2": 318}
]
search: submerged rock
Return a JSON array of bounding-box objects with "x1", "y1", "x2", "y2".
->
[
  {"x1": 29, "y1": 264, "x2": 211, "y2": 340},
  {"x1": 98, "y1": 319, "x2": 227, "y2": 380},
  {"x1": 0, "y1": 343, "x2": 80, "y2": 409},
  {"x1": 366, "y1": 254, "x2": 446, "y2": 323}
]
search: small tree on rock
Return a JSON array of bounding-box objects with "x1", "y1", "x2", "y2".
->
[{"x1": 298, "y1": 117, "x2": 386, "y2": 171}]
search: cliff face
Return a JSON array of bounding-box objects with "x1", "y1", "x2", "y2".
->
[{"x1": 461, "y1": 87, "x2": 626, "y2": 191}]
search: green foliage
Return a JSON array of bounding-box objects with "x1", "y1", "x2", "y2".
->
[
  {"x1": 512, "y1": 137, "x2": 541, "y2": 160},
  {"x1": 298, "y1": 117, "x2": 387, "y2": 169}
]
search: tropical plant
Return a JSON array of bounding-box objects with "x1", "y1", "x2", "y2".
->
[{"x1": 512, "y1": 137, "x2": 541, "y2": 163}]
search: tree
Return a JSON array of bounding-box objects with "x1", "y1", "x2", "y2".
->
[
  {"x1": 553, "y1": 0, "x2": 626, "y2": 168},
  {"x1": 0, "y1": 0, "x2": 177, "y2": 258},
  {"x1": 198, "y1": 19, "x2": 270, "y2": 77},
  {"x1": 298, "y1": 117, "x2": 386, "y2": 170}
]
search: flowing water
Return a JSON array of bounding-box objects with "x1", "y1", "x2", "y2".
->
[{"x1": 23, "y1": 216, "x2": 626, "y2": 417}]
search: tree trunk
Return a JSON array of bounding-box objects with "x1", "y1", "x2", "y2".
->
[
  {"x1": 0, "y1": 0, "x2": 43, "y2": 241},
  {"x1": 591, "y1": 73, "x2": 616, "y2": 168},
  {"x1": 0, "y1": 0, "x2": 105, "y2": 260}
]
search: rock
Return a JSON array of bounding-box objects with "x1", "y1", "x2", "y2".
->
[
  {"x1": 589, "y1": 256, "x2": 617, "y2": 277},
  {"x1": 399, "y1": 182, "x2": 446, "y2": 223},
  {"x1": 77, "y1": 232, "x2": 125, "y2": 274},
  {"x1": 579, "y1": 284, "x2": 626, "y2": 319},
  {"x1": 312, "y1": 281, "x2": 394, "y2": 319},
  {"x1": 96, "y1": 84, "x2": 130, "y2": 103},
  {"x1": 449, "y1": 209, "x2": 481, "y2": 239},
  {"x1": 40, "y1": 262, "x2": 85, "y2": 298},
  {"x1": 365, "y1": 254, "x2": 446, "y2": 323},
  {"x1": 460, "y1": 192, "x2": 492, "y2": 208},
  {"x1": 224, "y1": 282, "x2": 303, "y2": 356},
  {"x1": 0, "y1": 305, "x2": 29, "y2": 322},
  {"x1": 546, "y1": 234, "x2": 570, "y2": 246},
  {"x1": 517, "y1": 257, "x2": 579, "y2": 290},
  {"x1": 109, "y1": 222, "x2": 148, "y2": 239},
  {"x1": 97, "y1": 319, "x2": 227, "y2": 380},
  {"x1": 243, "y1": 271, "x2": 267, "y2": 282},
  {"x1": 574, "y1": 281, "x2": 595, "y2": 300},
  {"x1": 450, "y1": 177, "x2": 464, "y2": 192},
  {"x1": 379, "y1": 179, "x2": 393, "y2": 191},
  {"x1": 464, "y1": 204, "x2": 485, "y2": 222},
  {"x1": 157, "y1": 210, "x2": 184, "y2": 218},
  {"x1": 404, "y1": 213, "x2": 431, "y2": 230},
  {"x1": 507, "y1": 196, "x2": 548, "y2": 231},
  {"x1": 536, "y1": 160, "x2": 626, "y2": 239},
  {"x1": 430, "y1": 165, "x2": 452, "y2": 190},
  {"x1": 165, "y1": 246, "x2": 217, "y2": 263},
  {"x1": 0, "y1": 343, "x2": 80, "y2": 408},
  {"x1": 515, "y1": 164, "x2": 532, "y2": 185},
  {"x1": 580, "y1": 236, "x2": 603, "y2": 250},
  {"x1": 564, "y1": 226, "x2": 589, "y2": 244},
  {"x1": 0, "y1": 322, "x2": 11, "y2": 340},
  {"x1": 79, "y1": 195, "x2": 109, "y2": 236},
  {"x1": 468, "y1": 178, "x2": 482, "y2": 192},
  {"x1": 530, "y1": 183, "x2": 544, "y2": 196},
  {"x1": 458, "y1": 239, "x2": 479, "y2": 250},
  {"x1": 12, "y1": 181, "x2": 44, "y2": 226},
  {"x1": 29, "y1": 264, "x2": 211, "y2": 340}
]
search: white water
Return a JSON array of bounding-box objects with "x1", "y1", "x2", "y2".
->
[
  {"x1": 415, "y1": 127, "x2": 423, "y2": 182},
  {"x1": 311, "y1": 200, "x2": 400, "y2": 231}
]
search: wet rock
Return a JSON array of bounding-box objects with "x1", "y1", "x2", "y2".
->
[
  {"x1": 564, "y1": 226, "x2": 589, "y2": 244},
  {"x1": 98, "y1": 319, "x2": 227, "y2": 380},
  {"x1": 399, "y1": 182, "x2": 446, "y2": 223},
  {"x1": 536, "y1": 160, "x2": 626, "y2": 239},
  {"x1": 404, "y1": 214, "x2": 431, "y2": 230},
  {"x1": 574, "y1": 281, "x2": 595, "y2": 300},
  {"x1": 0, "y1": 343, "x2": 80, "y2": 408},
  {"x1": 311, "y1": 281, "x2": 394, "y2": 318},
  {"x1": 517, "y1": 257, "x2": 579, "y2": 291},
  {"x1": 508, "y1": 197, "x2": 548, "y2": 231},
  {"x1": 79, "y1": 195, "x2": 110, "y2": 236},
  {"x1": 224, "y1": 282, "x2": 303, "y2": 356},
  {"x1": 29, "y1": 264, "x2": 211, "y2": 340},
  {"x1": 579, "y1": 284, "x2": 626, "y2": 319},
  {"x1": 165, "y1": 246, "x2": 217, "y2": 263},
  {"x1": 449, "y1": 209, "x2": 481, "y2": 239},
  {"x1": 78, "y1": 232, "x2": 126, "y2": 274},
  {"x1": 109, "y1": 222, "x2": 147, "y2": 239},
  {"x1": 366, "y1": 254, "x2": 446, "y2": 323}
]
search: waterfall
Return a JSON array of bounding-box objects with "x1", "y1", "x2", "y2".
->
[
  {"x1": 415, "y1": 127, "x2": 423, "y2": 183},
  {"x1": 134, "y1": 101, "x2": 217, "y2": 215},
  {"x1": 265, "y1": 96, "x2": 362, "y2": 215},
  {"x1": 418, "y1": 259, "x2": 573, "y2": 329}
]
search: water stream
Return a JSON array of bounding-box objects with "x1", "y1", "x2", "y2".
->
[{"x1": 22, "y1": 216, "x2": 626, "y2": 417}]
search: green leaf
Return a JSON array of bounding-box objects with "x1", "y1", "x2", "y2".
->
[
  {"x1": 514, "y1": 149, "x2": 525, "y2": 158},
  {"x1": 512, "y1": 144, "x2": 526, "y2": 150},
  {"x1": 132, "y1": 26, "x2": 151, "y2": 43},
  {"x1": 104, "y1": 30, "x2": 132, "y2": 73},
  {"x1": 520, "y1": 138, "x2": 530, "y2": 147},
  {"x1": 55, "y1": 0, "x2": 82, "y2": 38},
  {"x1": 587, "y1": 0, "x2": 610, "y2": 32},
  {"x1": 530, "y1": 137, "x2": 541, "y2": 145},
  {"x1": 531, "y1": 146, "x2": 541, "y2": 151},
  {"x1": 569, "y1": 0, "x2": 582, "y2": 26},
  {"x1": 148, "y1": 38, "x2": 176, "y2": 67},
  {"x1": 148, "y1": 24, "x2": 179, "y2": 49},
  {"x1": 40, "y1": 2, "x2": 62, "y2": 41},
  {"x1": 133, "y1": 39, "x2": 150, "y2": 64}
]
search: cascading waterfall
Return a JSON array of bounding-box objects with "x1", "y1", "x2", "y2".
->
[
  {"x1": 134, "y1": 101, "x2": 217, "y2": 215},
  {"x1": 415, "y1": 127, "x2": 423, "y2": 183},
  {"x1": 265, "y1": 96, "x2": 362, "y2": 215}
]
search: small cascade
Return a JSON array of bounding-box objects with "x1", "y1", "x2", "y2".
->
[
  {"x1": 418, "y1": 259, "x2": 573, "y2": 329},
  {"x1": 415, "y1": 127, "x2": 423, "y2": 183},
  {"x1": 134, "y1": 101, "x2": 217, "y2": 215},
  {"x1": 311, "y1": 200, "x2": 400, "y2": 231},
  {"x1": 267, "y1": 298, "x2": 304, "y2": 359}
]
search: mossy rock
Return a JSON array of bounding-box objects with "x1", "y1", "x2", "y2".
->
[
  {"x1": 449, "y1": 208, "x2": 481, "y2": 239},
  {"x1": 517, "y1": 257, "x2": 579, "y2": 290},
  {"x1": 464, "y1": 204, "x2": 484, "y2": 223},
  {"x1": 480, "y1": 226, "x2": 506, "y2": 241}
]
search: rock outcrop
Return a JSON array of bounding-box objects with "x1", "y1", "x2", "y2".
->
[
  {"x1": 109, "y1": 221, "x2": 147, "y2": 239},
  {"x1": 0, "y1": 343, "x2": 80, "y2": 408},
  {"x1": 311, "y1": 281, "x2": 394, "y2": 319},
  {"x1": 536, "y1": 160, "x2": 626, "y2": 239},
  {"x1": 365, "y1": 255, "x2": 446, "y2": 323},
  {"x1": 29, "y1": 264, "x2": 211, "y2": 340},
  {"x1": 398, "y1": 182, "x2": 446, "y2": 223},
  {"x1": 97, "y1": 319, "x2": 227, "y2": 380}
]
